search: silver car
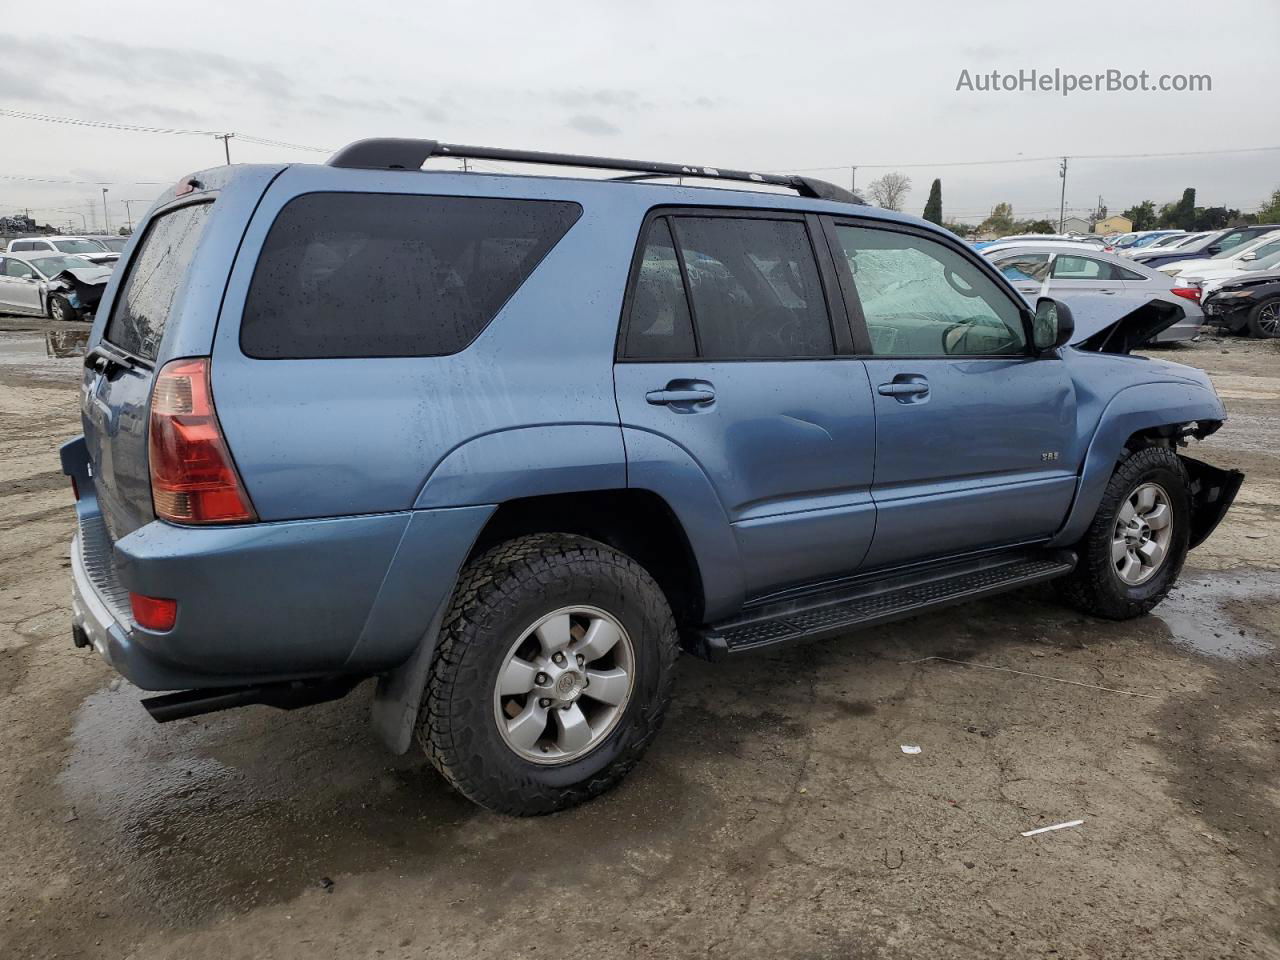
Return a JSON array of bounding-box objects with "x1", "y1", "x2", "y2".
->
[
  {"x1": 984, "y1": 244, "x2": 1203, "y2": 343},
  {"x1": 0, "y1": 253, "x2": 113, "y2": 320}
]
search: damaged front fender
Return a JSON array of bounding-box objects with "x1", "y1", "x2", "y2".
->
[{"x1": 1180, "y1": 455, "x2": 1245, "y2": 549}]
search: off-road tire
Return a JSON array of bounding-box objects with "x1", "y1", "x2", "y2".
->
[
  {"x1": 1056, "y1": 446, "x2": 1191, "y2": 620},
  {"x1": 48, "y1": 295, "x2": 77, "y2": 322},
  {"x1": 418, "y1": 533, "x2": 679, "y2": 815},
  {"x1": 1246, "y1": 296, "x2": 1280, "y2": 339}
]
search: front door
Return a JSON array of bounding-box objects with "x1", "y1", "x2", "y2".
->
[
  {"x1": 0, "y1": 257, "x2": 45, "y2": 315},
  {"x1": 614, "y1": 211, "x2": 877, "y2": 599},
  {"x1": 826, "y1": 220, "x2": 1078, "y2": 570}
]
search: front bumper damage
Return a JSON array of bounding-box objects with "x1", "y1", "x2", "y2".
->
[{"x1": 1181, "y1": 455, "x2": 1245, "y2": 549}]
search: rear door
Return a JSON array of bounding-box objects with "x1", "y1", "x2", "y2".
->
[
  {"x1": 825, "y1": 219, "x2": 1078, "y2": 570},
  {"x1": 82, "y1": 200, "x2": 213, "y2": 540},
  {"x1": 614, "y1": 209, "x2": 878, "y2": 599}
]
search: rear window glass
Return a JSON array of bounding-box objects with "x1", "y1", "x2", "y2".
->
[
  {"x1": 239, "y1": 193, "x2": 582, "y2": 359},
  {"x1": 105, "y1": 202, "x2": 212, "y2": 361}
]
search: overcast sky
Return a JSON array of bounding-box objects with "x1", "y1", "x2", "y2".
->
[{"x1": 3, "y1": 0, "x2": 1278, "y2": 231}]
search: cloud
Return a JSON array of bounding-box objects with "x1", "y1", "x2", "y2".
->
[{"x1": 566, "y1": 113, "x2": 620, "y2": 136}]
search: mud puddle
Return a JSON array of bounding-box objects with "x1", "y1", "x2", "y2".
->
[
  {"x1": 58, "y1": 679, "x2": 708, "y2": 927},
  {"x1": 0, "y1": 328, "x2": 89, "y2": 382}
]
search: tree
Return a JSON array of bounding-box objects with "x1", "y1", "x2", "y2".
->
[
  {"x1": 1171, "y1": 188, "x2": 1197, "y2": 229},
  {"x1": 867, "y1": 172, "x2": 912, "y2": 212},
  {"x1": 1257, "y1": 187, "x2": 1280, "y2": 223},
  {"x1": 1192, "y1": 207, "x2": 1238, "y2": 231},
  {"x1": 1123, "y1": 201, "x2": 1157, "y2": 230},
  {"x1": 978, "y1": 202, "x2": 1015, "y2": 236},
  {"x1": 1015, "y1": 219, "x2": 1055, "y2": 234},
  {"x1": 922, "y1": 179, "x2": 942, "y2": 225}
]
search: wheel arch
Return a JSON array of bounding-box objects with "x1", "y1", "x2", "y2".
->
[{"x1": 1049, "y1": 380, "x2": 1228, "y2": 548}]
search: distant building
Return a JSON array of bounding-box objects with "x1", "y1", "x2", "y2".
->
[
  {"x1": 1093, "y1": 215, "x2": 1132, "y2": 235},
  {"x1": 1060, "y1": 215, "x2": 1091, "y2": 234}
]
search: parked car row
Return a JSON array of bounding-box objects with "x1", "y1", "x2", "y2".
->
[
  {"x1": 982, "y1": 244, "x2": 1202, "y2": 343},
  {"x1": 4, "y1": 235, "x2": 126, "y2": 264}
]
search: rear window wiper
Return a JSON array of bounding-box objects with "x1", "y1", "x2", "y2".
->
[{"x1": 84, "y1": 344, "x2": 138, "y2": 375}]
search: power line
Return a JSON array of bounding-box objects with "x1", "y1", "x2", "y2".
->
[
  {"x1": 778, "y1": 144, "x2": 1280, "y2": 173},
  {"x1": 0, "y1": 107, "x2": 331, "y2": 154}
]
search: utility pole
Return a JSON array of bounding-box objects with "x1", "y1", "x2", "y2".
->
[
  {"x1": 1058, "y1": 156, "x2": 1068, "y2": 233},
  {"x1": 461, "y1": 158, "x2": 470, "y2": 172},
  {"x1": 215, "y1": 132, "x2": 235, "y2": 165},
  {"x1": 102, "y1": 188, "x2": 110, "y2": 234},
  {"x1": 122, "y1": 200, "x2": 137, "y2": 233},
  {"x1": 850, "y1": 165, "x2": 858, "y2": 193}
]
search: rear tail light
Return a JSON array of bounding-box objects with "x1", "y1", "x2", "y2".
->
[
  {"x1": 148, "y1": 357, "x2": 256, "y2": 524},
  {"x1": 1171, "y1": 286, "x2": 1201, "y2": 303},
  {"x1": 130, "y1": 592, "x2": 177, "y2": 631}
]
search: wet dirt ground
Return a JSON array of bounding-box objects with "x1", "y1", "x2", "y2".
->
[{"x1": 1, "y1": 316, "x2": 1278, "y2": 960}]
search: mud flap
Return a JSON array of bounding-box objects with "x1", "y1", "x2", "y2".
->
[
  {"x1": 1180, "y1": 455, "x2": 1245, "y2": 549},
  {"x1": 369, "y1": 605, "x2": 445, "y2": 754}
]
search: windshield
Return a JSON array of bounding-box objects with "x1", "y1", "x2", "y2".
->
[
  {"x1": 95, "y1": 237, "x2": 128, "y2": 251},
  {"x1": 26, "y1": 255, "x2": 97, "y2": 278},
  {"x1": 1211, "y1": 235, "x2": 1276, "y2": 260},
  {"x1": 52, "y1": 239, "x2": 108, "y2": 254}
]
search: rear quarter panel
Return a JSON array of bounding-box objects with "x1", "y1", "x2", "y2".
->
[{"x1": 209, "y1": 168, "x2": 639, "y2": 521}]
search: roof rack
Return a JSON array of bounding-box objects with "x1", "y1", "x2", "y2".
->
[{"x1": 326, "y1": 138, "x2": 863, "y2": 205}]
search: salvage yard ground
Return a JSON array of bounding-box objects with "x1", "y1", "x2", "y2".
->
[{"x1": 1, "y1": 316, "x2": 1278, "y2": 960}]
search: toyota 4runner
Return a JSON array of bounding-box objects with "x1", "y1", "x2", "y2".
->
[{"x1": 62, "y1": 138, "x2": 1243, "y2": 815}]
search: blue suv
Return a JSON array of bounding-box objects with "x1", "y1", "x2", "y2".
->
[{"x1": 62, "y1": 138, "x2": 1243, "y2": 815}]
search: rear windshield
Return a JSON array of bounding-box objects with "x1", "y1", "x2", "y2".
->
[
  {"x1": 239, "y1": 193, "x2": 582, "y2": 359},
  {"x1": 105, "y1": 202, "x2": 212, "y2": 361}
]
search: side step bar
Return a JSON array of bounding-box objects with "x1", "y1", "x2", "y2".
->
[{"x1": 696, "y1": 550, "x2": 1076, "y2": 660}]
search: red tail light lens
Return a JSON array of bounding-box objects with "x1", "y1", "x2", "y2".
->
[
  {"x1": 1171, "y1": 286, "x2": 1201, "y2": 303},
  {"x1": 130, "y1": 592, "x2": 177, "y2": 631},
  {"x1": 148, "y1": 357, "x2": 256, "y2": 524}
]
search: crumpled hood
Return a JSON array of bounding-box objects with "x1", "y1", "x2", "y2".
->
[
  {"x1": 49, "y1": 267, "x2": 112, "y2": 286},
  {"x1": 1058, "y1": 295, "x2": 1186, "y2": 354}
]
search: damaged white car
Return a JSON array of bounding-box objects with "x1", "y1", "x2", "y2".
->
[{"x1": 0, "y1": 252, "x2": 114, "y2": 321}]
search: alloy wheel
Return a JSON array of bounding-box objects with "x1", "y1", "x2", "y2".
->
[
  {"x1": 1258, "y1": 301, "x2": 1280, "y2": 338},
  {"x1": 493, "y1": 605, "x2": 635, "y2": 765},
  {"x1": 1112, "y1": 482, "x2": 1173, "y2": 585}
]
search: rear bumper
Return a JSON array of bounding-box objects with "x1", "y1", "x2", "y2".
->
[{"x1": 62, "y1": 438, "x2": 493, "y2": 690}]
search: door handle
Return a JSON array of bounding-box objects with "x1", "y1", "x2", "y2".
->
[
  {"x1": 646, "y1": 388, "x2": 715, "y2": 406},
  {"x1": 877, "y1": 382, "x2": 929, "y2": 397}
]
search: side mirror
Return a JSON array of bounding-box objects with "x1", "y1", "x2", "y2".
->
[
  {"x1": 1240, "y1": 252, "x2": 1257, "y2": 261},
  {"x1": 1033, "y1": 297, "x2": 1075, "y2": 353},
  {"x1": 1205, "y1": 245, "x2": 1221, "y2": 255}
]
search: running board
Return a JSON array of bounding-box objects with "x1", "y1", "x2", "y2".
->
[{"x1": 697, "y1": 550, "x2": 1076, "y2": 660}]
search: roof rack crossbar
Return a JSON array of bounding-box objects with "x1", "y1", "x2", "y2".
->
[{"x1": 326, "y1": 138, "x2": 863, "y2": 204}]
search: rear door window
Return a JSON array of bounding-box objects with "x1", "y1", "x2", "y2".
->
[
  {"x1": 105, "y1": 202, "x2": 212, "y2": 361},
  {"x1": 669, "y1": 216, "x2": 833, "y2": 359},
  {"x1": 239, "y1": 193, "x2": 581, "y2": 359}
]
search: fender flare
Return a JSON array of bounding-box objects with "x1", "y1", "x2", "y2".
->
[{"x1": 1049, "y1": 380, "x2": 1227, "y2": 548}]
